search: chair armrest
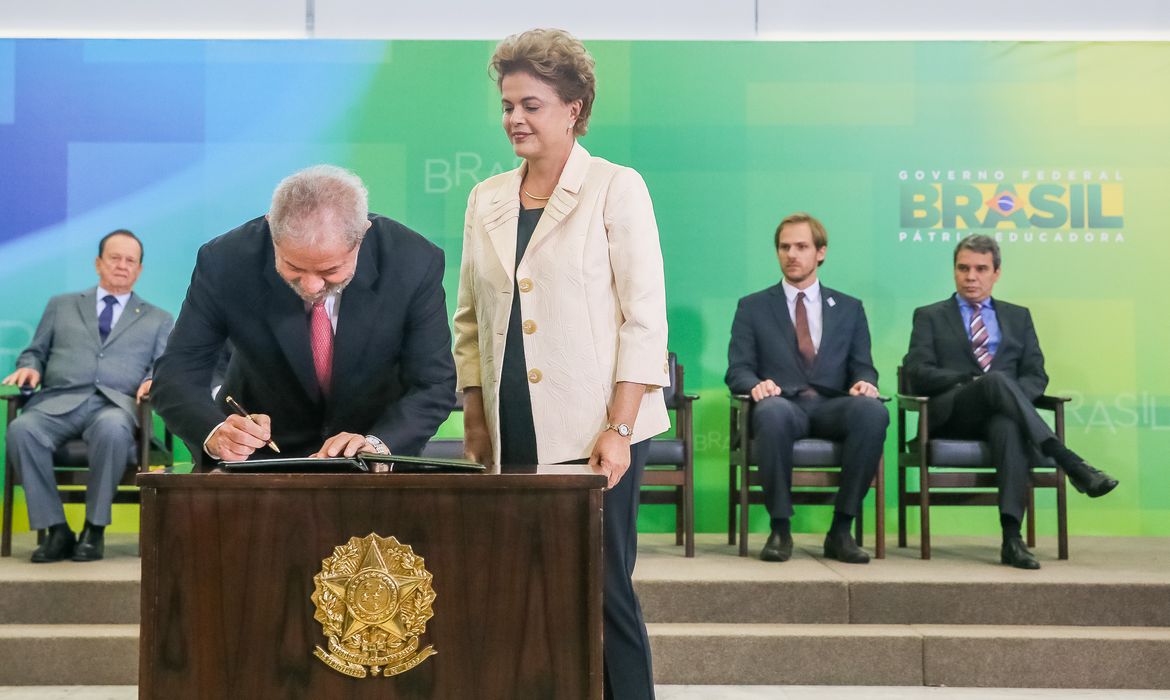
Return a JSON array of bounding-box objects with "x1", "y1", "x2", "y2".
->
[
  {"x1": 1034, "y1": 395, "x2": 1071, "y2": 410},
  {"x1": 682, "y1": 393, "x2": 700, "y2": 402},
  {"x1": 877, "y1": 395, "x2": 892, "y2": 403},
  {"x1": 2, "y1": 392, "x2": 31, "y2": 408},
  {"x1": 896, "y1": 393, "x2": 929, "y2": 412}
]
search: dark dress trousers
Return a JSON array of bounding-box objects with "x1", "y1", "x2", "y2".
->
[
  {"x1": 152, "y1": 214, "x2": 456, "y2": 460},
  {"x1": 725, "y1": 284, "x2": 887, "y2": 520},
  {"x1": 902, "y1": 295, "x2": 1056, "y2": 520}
]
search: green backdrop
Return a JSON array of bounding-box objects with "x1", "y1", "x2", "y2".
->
[{"x1": 0, "y1": 40, "x2": 1166, "y2": 537}]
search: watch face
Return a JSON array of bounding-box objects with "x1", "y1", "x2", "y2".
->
[{"x1": 617, "y1": 424, "x2": 631, "y2": 437}]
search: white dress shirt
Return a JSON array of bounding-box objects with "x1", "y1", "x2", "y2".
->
[{"x1": 781, "y1": 279, "x2": 822, "y2": 351}]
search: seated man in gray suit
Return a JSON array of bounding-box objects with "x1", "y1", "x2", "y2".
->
[
  {"x1": 726, "y1": 213, "x2": 888, "y2": 564},
  {"x1": 903, "y1": 234, "x2": 1117, "y2": 569},
  {"x1": 2, "y1": 230, "x2": 173, "y2": 562}
]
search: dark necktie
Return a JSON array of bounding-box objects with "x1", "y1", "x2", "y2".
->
[
  {"x1": 310, "y1": 301, "x2": 333, "y2": 395},
  {"x1": 794, "y1": 291, "x2": 816, "y2": 370},
  {"x1": 98, "y1": 295, "x2": 117, "y2": 342},
  {"x1": 969, "y1": 303, "x2": 992, "y2": 372}
]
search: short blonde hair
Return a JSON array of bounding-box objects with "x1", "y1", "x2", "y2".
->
[
  {"x1": 490, "y1": 28, "x2": 596, "y2": 137},
  {"x1": 775, "y1": 212, "x2": 828, "y2": 266}
]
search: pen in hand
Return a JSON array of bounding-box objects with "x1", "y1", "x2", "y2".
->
[{"x1": 224, "y1": 395, "x2": 281, "y2": 453}]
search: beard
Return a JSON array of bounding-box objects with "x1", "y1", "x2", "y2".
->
[{"x1": 285, "y1": 274, "x2": 354, "y2": 304}]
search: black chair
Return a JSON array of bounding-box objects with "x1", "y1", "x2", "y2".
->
[
  {"x1": 895, "y1": 366, "x2": 1069, "y2": 560},
  {"x1": 728, "y1": 394, "x2": 886, "y2": 558},
  {"x1": 2, "y1": 393, "x2": 173, "y2": 557},
  {"x1": 639, "y1": 352, "x2": 699, "y2": 557}
]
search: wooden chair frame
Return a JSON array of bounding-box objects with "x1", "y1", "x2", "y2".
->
[{"x1": 728, "y1": 394, "x2": 886, "y2": 559}]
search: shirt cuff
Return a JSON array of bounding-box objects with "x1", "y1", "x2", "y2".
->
[{"x1": 203, "y1": 421, "x2": 226, "y2": 460}]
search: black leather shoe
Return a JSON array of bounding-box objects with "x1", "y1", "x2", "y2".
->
[
  {"x1": 760, "y1": 531, "x2": 794, "y2": 562},
  {"x1": 1001, "y1": 536, "x2": 1041, "y2": 570},
  {"x1": 31, "y1": 527, "x2": 76, "y2": 563},
  {"x1": 823, "y1": 532, "x2": 871, "y2": 564},
  {"x1": 1065, "y1": 462, "x2": 1118, "y2": 498},
  {"x1": 72, "y1": 527, "x2": 105, "y2": 562}
]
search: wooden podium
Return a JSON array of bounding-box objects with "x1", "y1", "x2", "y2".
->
[{"x1": 138, "y1": 466, "x2": 606, "y2": 699}]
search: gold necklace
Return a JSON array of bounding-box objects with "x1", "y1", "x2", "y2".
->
[{"x1": 523, "y1": 188, "x2": 552, "y2": 200}]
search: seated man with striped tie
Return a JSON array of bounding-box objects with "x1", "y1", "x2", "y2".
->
[
  {"x1": 726, "y1": 212, "x2": 888, "y2": 564},
  {"x1": 151, "y1": 165, "x2": 456, "y2": 465},
  {"x1": 2, "y1": 230, "x2": 173, "y2": 562},
  {"x1": 902, "y1": 234, "x2": 1118, "y2": 569}
]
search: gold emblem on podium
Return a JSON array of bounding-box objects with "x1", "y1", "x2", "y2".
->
[{"x1": 311, "y1": 534, "x2": 437, "y2": 678}]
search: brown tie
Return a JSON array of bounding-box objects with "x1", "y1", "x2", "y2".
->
[{"x1": 795, "y1": 291, "x2": 816, "y2": 370}]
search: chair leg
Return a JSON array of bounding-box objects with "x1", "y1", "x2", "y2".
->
[
  {"x1": 1, "y1": 459, "x2": 14, "y2": 557},
  {"x1": 854, "y1": 509, "x2": 863, "y2": 547},
  {"x1": 738, "y1": 466, "x2": 750, "y2": 557},
  {"x1": 897, "y1": 464, "x2": 907, "y2": 549},
  {"x1": 728, "y1": 463, "x2": 737, "y2": 546},
  {"x1": 875, "y1": 456, "x2": 886, "y2": 559},
  {"x1": 674, "y1": 485, "x2": 684, "y2": 547},
  {"x1": 1026, "y1": 486, "x2": 1037, "y2": 548},
  {"x1": 684, "y1": 460, "x2": 695, "y2": 559},
  {"x1": 1056, "y1": 467, "x2": 1069, "y2": 560},
  {"x1": 920, "y1": 467, "x2": 931, "y2": 560}
]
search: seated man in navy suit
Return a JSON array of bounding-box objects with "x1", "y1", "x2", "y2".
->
[
  {"x1": 726, "y1": 213, "x2": 888, "y2": 563},
  {"x1": 903, "y1": 234, "x2": 1117, "y2": 569},
  {"x1": 3, "y1": 230, "x2": 173, "y2": 562}
]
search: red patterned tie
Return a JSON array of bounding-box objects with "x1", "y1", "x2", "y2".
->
[
  {"x1": 969, "y1": 303, "x2": 992, "y2": 372},
  {"x1": 310, "y1": 301, "x2": 333, "y2": 394}
]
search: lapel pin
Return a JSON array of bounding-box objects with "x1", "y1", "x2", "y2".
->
[{"x1": 827, "y1": 297, "x2": 836, "y2": 308}]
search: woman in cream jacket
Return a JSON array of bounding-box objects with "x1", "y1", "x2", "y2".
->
[{"x1": 453, "y1": 28, "x2": 668, "y2": 700}]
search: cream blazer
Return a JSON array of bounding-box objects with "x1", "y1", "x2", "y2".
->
[{"x1": 453, "y1": 142, "x2": 671, "y2": 467}]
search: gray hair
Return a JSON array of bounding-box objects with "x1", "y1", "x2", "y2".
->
[
  {"x1": 268, "y1": 165, "x2": 369, "y2": 248},
  {"x1": 954, "y1": 234, "x2": 1002, "y2": 270}
]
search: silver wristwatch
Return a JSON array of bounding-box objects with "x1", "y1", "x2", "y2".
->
[
  {"x1": 364, "y1": 435, "x2": 391, "y2": 455},
  {"x1": 605, "y1": 422, "x2": 633, "y2": 438}
]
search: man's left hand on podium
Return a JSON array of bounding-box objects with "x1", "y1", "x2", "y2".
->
[{"x1": 312, "y1": 432, "x2": 382, "y2": 458}]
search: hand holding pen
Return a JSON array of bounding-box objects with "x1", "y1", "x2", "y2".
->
[{"x1": 204, "y1": 395, "x2": 282, "y2": 461}]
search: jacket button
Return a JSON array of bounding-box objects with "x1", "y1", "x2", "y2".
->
[
  {"x1": 518, "y1": 278, "x2": 533, "y2": 293},
  {"x1": 528, "y1": 369, "x2": 542, "y2": 384},
  {"x1": 522, "y1": 320, "x2": 537, "y2": 335}
]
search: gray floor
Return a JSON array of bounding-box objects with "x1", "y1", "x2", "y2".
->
[{"x1": 2, "y1": 687, "x2": 1169, "y2": 699}]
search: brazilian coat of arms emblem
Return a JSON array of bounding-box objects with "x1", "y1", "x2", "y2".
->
[{"x1": 311, "y1": 533, "x2": 437, "y2": 678}]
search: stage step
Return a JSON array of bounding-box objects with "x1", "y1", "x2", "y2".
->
[
  {"x1": 1, "y1": 532, "x2": 1168, "y2": 689},
  {"x1": 648, "y1": 623, "x2": 1170, "y2": 689},
  {"x1": 634, "y1": 534, "x2": 1170, "y2": 627},
  {"x1": 0, "y1": 625, "x2": 137, "y2": 686}
]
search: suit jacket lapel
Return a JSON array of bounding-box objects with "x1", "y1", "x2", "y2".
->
[
  {"x1": 816, "y1": 287, "x2": 843, "y2": 373},
  {"x1": 945, "y1": 296, "x2": 981, "y2": 371},
  {"x1": 524, "y1": 141, "x2": 587, "y2": 257},
  {"x1": 331, "y1": 239, "x2": 379, "y2": 403},
  {"x1": 264, "y1": 252, "x2": 320, "y2": 402},
  {"x1": 988, "y1": 298, "x2": 1010, "y2": 371},
  {"x1": 103, "y1": 292, "x2": 145, "y2": 346},
  {"x1": 766, "y1": 285, "x2": 802, "y2": 370},
  {"x1": 77, "y1": 288, "x2": 101, "y2": 346},
  {"x1": 485, "y1": 166, "x2": 522, "y2": 283}
]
